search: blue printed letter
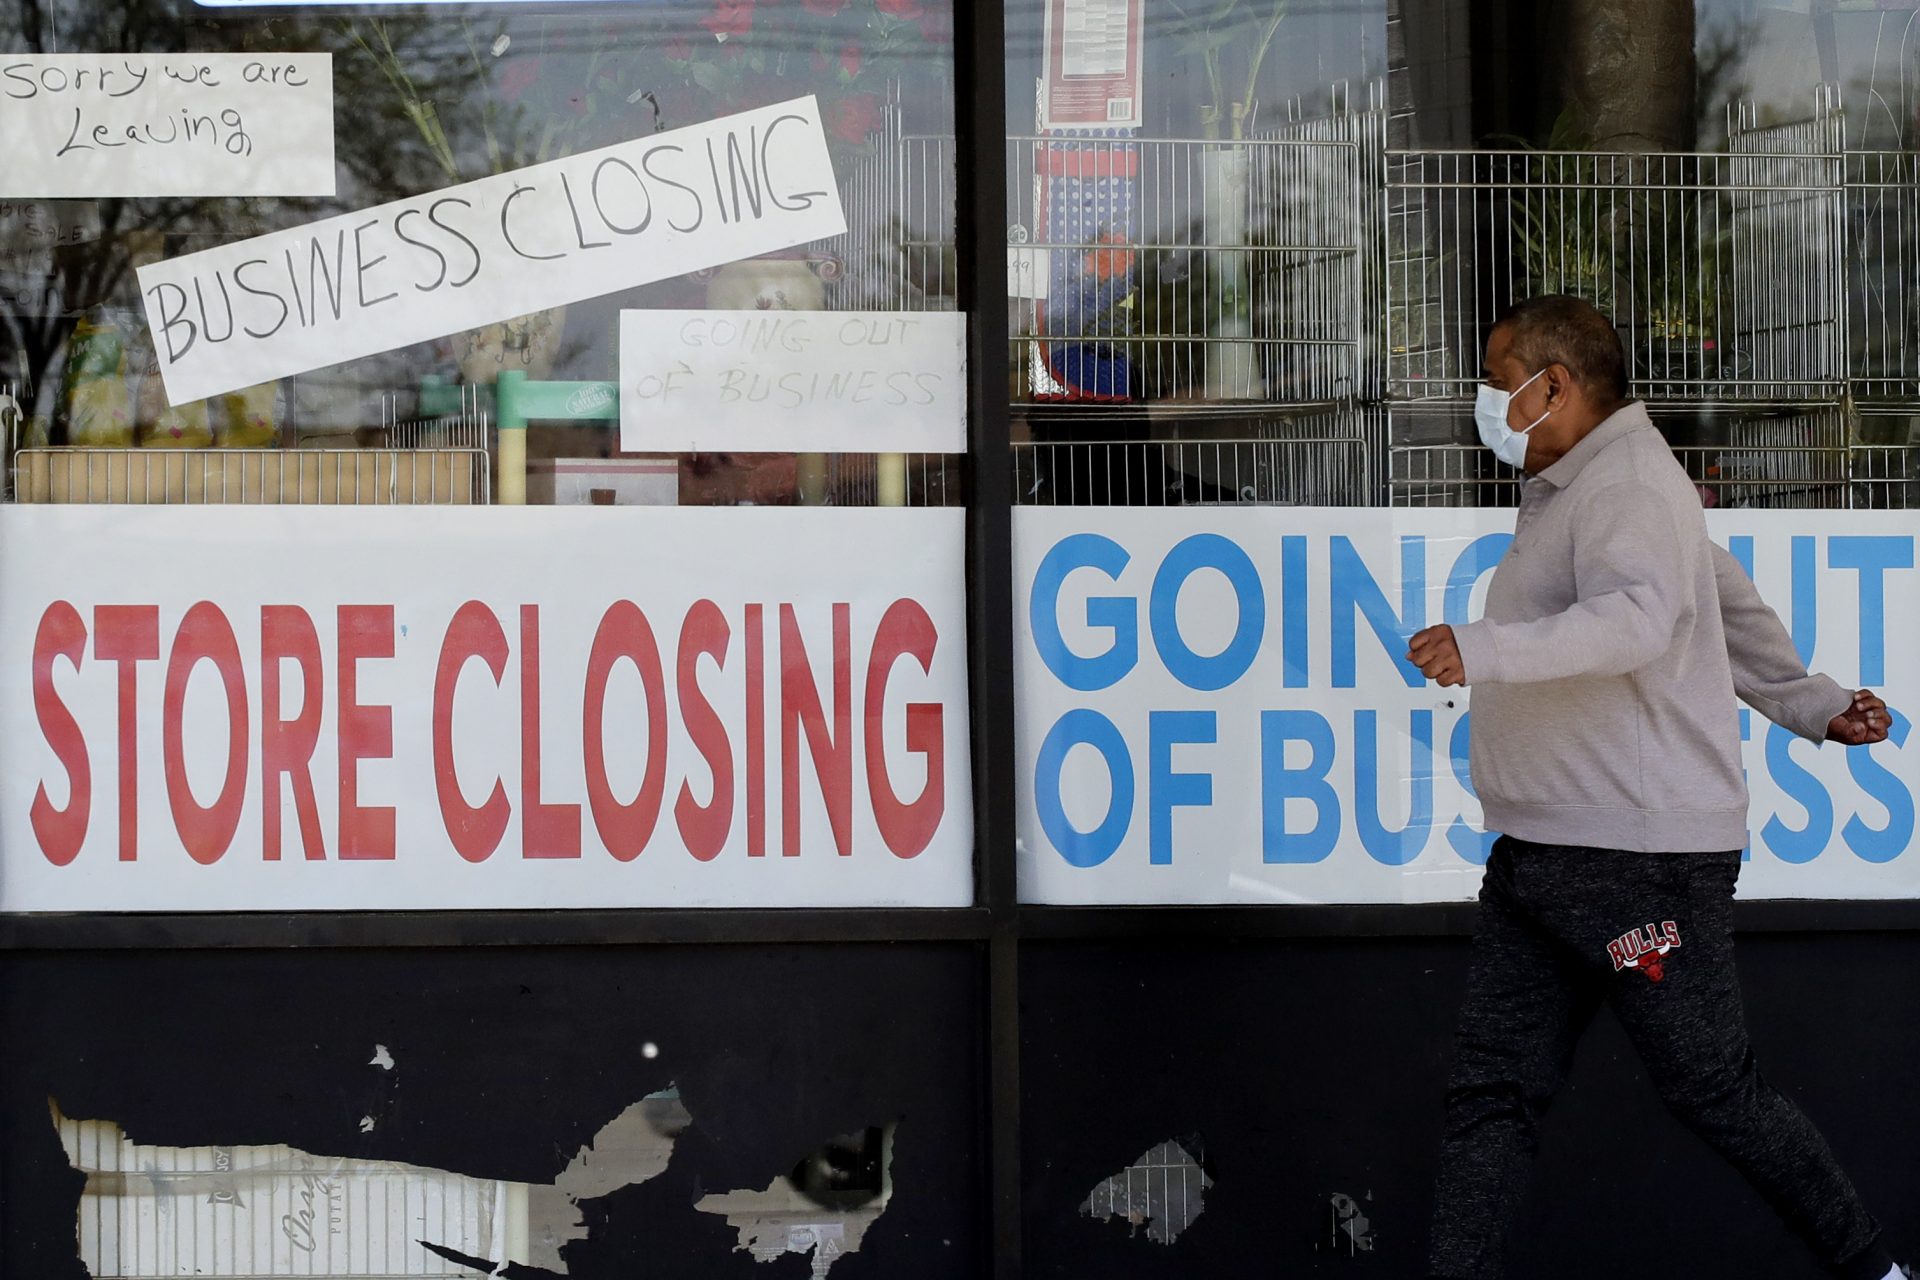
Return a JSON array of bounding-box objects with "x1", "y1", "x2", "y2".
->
[
  {"x1": 1029, "y1": 534, "x2": 1137, "y2": 691},
  {"x1": 1034, "y1": 710, "x2": 1134, "y2": 867},
  {"x1": 1260, "y1": 710, "x2": 1341, "y2": 863},
  {"x1": 1331, "y1": 535, "x2": 1425, "y2": 688},
  {"x1": 1149, "y1": 534, "x2": 1266, "y2": 692},
  {"x1": 1355, "y1": 709, "x2": 1434, "y2": 865},
  {"x1": 1148, "y1": 710, "x2": 1215, "y2": 865}
]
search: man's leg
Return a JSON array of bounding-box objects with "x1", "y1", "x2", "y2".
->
[
  {"x1": 1582, "y1": 851, "x2": 1894, "y2": 1280},
  {"x1": 1428, "y1": 840, "x2": 1600, "y2": 1280}
]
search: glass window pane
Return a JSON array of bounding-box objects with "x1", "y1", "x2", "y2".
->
[
  {"x1": 0, "y1": 0, "x2": 959, "y2": 508},
  {"x1": 1004, "y1": 0, "x2": 1388, "y2": 507}
]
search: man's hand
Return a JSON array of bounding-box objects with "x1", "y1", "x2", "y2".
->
[
  {"x1": 1407, "y1": 624, "x2": 1466, "y2": 687},
  {"x1": 1826, "y1": 689, "x2": 1890, "y2": 746}
]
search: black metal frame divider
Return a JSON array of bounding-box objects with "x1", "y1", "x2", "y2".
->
[{"x1": 5, "y1": 6, "x2": 1920, "y2": 1276}]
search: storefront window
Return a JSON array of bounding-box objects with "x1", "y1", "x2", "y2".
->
[
  {"x1": 1002, "y1": 0, "x2": 1388, "y2": 506},
  {"x1": 0, "y1": 0, "x2": 959, "y2": 507}
]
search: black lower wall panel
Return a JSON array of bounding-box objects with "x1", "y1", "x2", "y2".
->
[
  {"x1": 0, "y1": 943, "x2": 984, "y2": 1279},
  {"x1": 1020, "y1": 934, "x2": 1920, "y2": 1277}
]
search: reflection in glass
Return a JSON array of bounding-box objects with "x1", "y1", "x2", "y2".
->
[{"x1": 0, "y1": 0, "x2": 958, "y2": 507}]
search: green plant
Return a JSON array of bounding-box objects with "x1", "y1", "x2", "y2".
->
[
  {"x1": 1502, "y1": 110, "x2": 1729, "y2": 343},
  {"x1": 347, "y1": 16, "x2": 661, "y2": 184},
  {"x1": 1166, "y1": 0, "x2": 1289, "y2": 140}
]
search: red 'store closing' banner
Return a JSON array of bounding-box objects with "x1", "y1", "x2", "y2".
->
[{"x1": 0, "y1": 507, "x2": 972, "y2": 911}]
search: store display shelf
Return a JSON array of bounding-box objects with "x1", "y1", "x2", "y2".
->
[{"x1": 11, "y1": 447, "x2": 490, "y2": 506}]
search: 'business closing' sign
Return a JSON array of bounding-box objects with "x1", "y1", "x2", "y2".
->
[
  {"x1": 1015, "y1": 508, "x2": 1920, "y2": 904},
  {"x1": 136, "y1": 97, "x2": 845, "y2": 405},
  {"x1": 0, "y1": 507, "x2": 970, "y2": 911}
]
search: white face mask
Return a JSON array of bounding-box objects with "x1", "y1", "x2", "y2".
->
[{"x1": 1474, "y1": 368, "x2": 1551, "y2": 469}]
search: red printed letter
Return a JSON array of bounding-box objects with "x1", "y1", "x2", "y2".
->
[
  {"x1": 163, "y1": 602, "x2": 248, "y2": 865},
  {"x1": 31, "y1": 602, "x2": 90, "y2": 865},
  {"x1": 338, "y1": 605, "x2": 395, "y2": 860},
  {"x1": 780, "y1": 603, "x2": 851, "y2": 857},
  {"x1": 94, "y1": 605, "x2": 158, "y2": 861},
  {"x1": 675, "y1": 600, "x2": 733, "y2": 861},
  {"x1": 261, "y1": 606, "x2": 325, "y2": 861},
  {"x1": 746, "y1": 603, "x2": 766, "y2": 857},
  {"x1": 434, "y1": 602, "x2": 510, "y2": 862},
  {"x1": 520, "y1": 605, "x2": 580, "y2": 858},
  {"x1": 864, "y1": 599, "x2": 945, "y2": 859},
  {"x1": 582, "y1": 601, "x2": 668, "y2": 861}
]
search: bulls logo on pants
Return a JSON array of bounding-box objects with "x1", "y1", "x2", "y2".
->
[{"x1": 1607, "y1": 921, "x2": 1682, "y2": 982}]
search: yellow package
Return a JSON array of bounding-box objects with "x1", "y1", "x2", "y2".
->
[
  {"x1": 61, "y1": 315, "x2": 134, "y2": 447},
  {"x1": 217, "y1": 381, "x2": 281, "y2": 448}
]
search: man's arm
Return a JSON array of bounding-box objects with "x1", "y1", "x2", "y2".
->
[
  {"x1": 1710, "y1": 542, "x2": 1852, "y2": 741},
  {"x1": 1445, "y1": 483, "x2": 1688, "y2": 685}
]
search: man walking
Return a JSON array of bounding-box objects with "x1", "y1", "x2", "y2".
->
[{"x1": 1407, "y1": 295, "x2": 1906, "y2": 1279}]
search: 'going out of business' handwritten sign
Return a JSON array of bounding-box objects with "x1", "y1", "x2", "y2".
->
[
  {"x1": 0, "y1": 54, "x2": 335, "y2": 198},
  {"x1": 620, "y1": 308, "x2": 966, "y2": 453},
  {"x1": 137, "y1": 97, "x2": 845, "y2": 406}
]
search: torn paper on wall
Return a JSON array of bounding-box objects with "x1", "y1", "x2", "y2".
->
[
  {"x1": 1326, "y1": 1191, "x2": 1376, "y2": 1254},
  {"x1": 694, "y1": 1123, "x2": 895, "y2": 1277},
  {"x1": 1079, "y1": 1136, "x2": 1211, "y2": 1245},
  {"x1": 53, "y1": 1088, "x2": 690, "y2": 1278}
]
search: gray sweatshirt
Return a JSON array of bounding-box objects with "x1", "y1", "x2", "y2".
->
[{"x1": 1451, "y1": 402, "x2": 1851, "y2": 853}]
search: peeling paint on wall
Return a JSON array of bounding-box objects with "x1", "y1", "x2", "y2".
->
[
  {"x1": 1324, "y1": 1191, "x2": 1377, "y2": 1254},
  {"x1": 52, "y1": 1088, "x2": 690, "y2": 1278},
  {"x1": 521, "y1": 1089, "x2": 691, "y2": 1271},
  {"x1": 694, "y1": 1123, "x2": 896, "y2": 1277},
  {"x1": 1078, "y1": 1137, "x2": 1211, "y2": 1245},
  {"x1": 54, "y1": 1099, "x2": 513, "y2": 1277}
]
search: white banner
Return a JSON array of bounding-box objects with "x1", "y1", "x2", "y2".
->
[
  {"x1": 619, "y1": 309, "x2": 967, "y2": 453},
  {"x1": 136, "y1": 97, "x2": 846, "y2": 406},
  {"x1": 0, "y1": 54, "x2": 334, "y2": 198},
  {"x1": 1015, "y1": 508, "x2": 1920, "y2": 904},
  {"x1": 0, "y1": 507, "x2": 970, "y2": 911}
]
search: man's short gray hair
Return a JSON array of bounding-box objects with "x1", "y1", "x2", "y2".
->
[{"x1": 1497, "y1": 294, "x2": 1630, "y2": 400}]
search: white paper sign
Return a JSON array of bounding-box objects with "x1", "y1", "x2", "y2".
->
[
  {"x1": 1008, "y1": 246, "x2": 1050, "y2": 300},
  {"x1": 1016, "y1": 507, "x2": 1920, "y2": 905},
  {"x1": 619, "y1": 308, "x2": 966, "y2": 453},
  {"x1": 0, "y1": 54, "x2": 334, "y2": 199},
  {"x1": 137, "y1": 97, "x2": 846, "y2": 406},
  {"x1": 0, "y1": 505, "x2": 971, "y2": 911}
]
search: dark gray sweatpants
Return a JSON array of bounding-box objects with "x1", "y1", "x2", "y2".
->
[{"x1": 1427, "y1": 837, "x2": 1892, "y2": 1280}]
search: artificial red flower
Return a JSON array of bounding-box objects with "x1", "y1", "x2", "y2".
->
[
  {"x1": 824, "y1": 92, "x2": 882, "y2": 144},
  {"x1": 701, "y1": 0, "x2": 755, "y2": 40},
  {"x1": 811, "y1": 47, "x2": 830, "y2": 72},
  {"x1": 802, "y1": 0, "x2": 848, "y2": 14},
  {"x1": 917, "y1": 10, "x2": 953, "y2": 42},
  {"x1": 876, "y1": 0, "x2": 924, "y2": 18},
  {"x1": 663, "y1": 34, "x2": 694, "y2": 60},
  {"x1": 567, "y1": 92, "x2": 589, "y2": 116},
  {"x1": 839, "y1": 42, "x2": 861, "y2": 76},
  {"x1": 498, "y1": 58, "x2": 540, "y2": 103}
]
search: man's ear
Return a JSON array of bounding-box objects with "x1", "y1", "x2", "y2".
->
[{"x1": 1545, "y1": 363, "x2": 1574, "y2": 409}]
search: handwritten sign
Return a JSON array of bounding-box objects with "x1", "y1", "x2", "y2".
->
[
  {"x1": 0, "y1": 54, "x2": 334, "y2": 198},
  {"x1": 1008, "y1": 246, "x2": 1050, "y2": 300},
  {"x1": 0, "y1": 199, "x2": 101, "y2": 247},
  {"x1": 619, "y1": 309, "x2": 966, "y2": 453},
  {"x1": 137, "y1": 97, "x2": 846, "y2": 407}
]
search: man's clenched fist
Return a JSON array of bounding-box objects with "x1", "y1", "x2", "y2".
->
[{"x1": 1407, "y1": 624, "x2": 1466, "y2": 687}]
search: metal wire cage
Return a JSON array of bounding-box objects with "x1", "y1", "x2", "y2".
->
[
  {"x1": 1387, "y1": 91, "x2": 1848, "y2": 402},
  {"x1": 1003, "y1": 126, "x2": 1374, "y2": 407},
  {"x1": 1846, "y1": 148, "x2": 1920, "y2": 398},
  {"x1": 1386, "y1": 401, "x2": 1914, "y2": 509},
  {"x1": 1013, "y1": 404, "x2": 1386, "y2": 506}
]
